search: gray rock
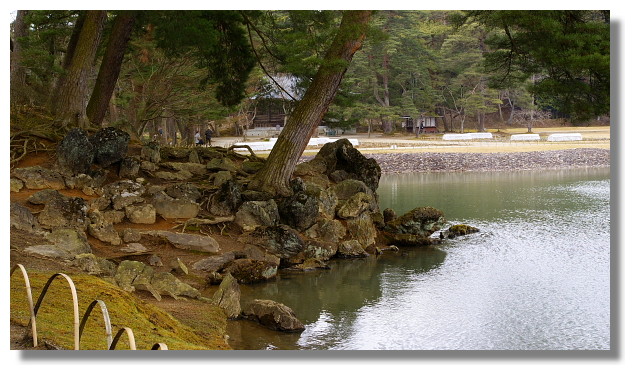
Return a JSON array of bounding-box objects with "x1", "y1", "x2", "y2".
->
[
  {"x1": 243, "y1": 299, "x2": 305, "y2": 332},
  {"x1": 234, "y1": 200, "x2": 280, "y2": 232},
  {"x1": 160, "y1": 162, "x2": 207, "y2": 175},
  {"x1": 223, "y1": 259, "x2": 278, "y2": 284},
  {"x1": 118, "y1": 242, "x2": 150, "y2": 254},
  {"x1": 305, "y1": 219, "x2": 346, "y2": 243},
  {"x1": 124, "y1": 204, "x2": 156, "y2": 224},
  {"x1": 382, "y1": 232, "x2": 440, "y2": 246},
  {"x1": 188, "y1": 150, "x2": 202, "y2": 164},
  {"x1": 56, "y1": 128, "x2": 95, "y2": 175},
  {"x1": 210, "y1": 274, "x2": 241, "y2": 319},
  {"x1": 89, "y1": 127, "x2": 130, "y2": 167},
  {"x1": 103, "y1": 210, "x2": 125, "y2": 224},
  {"x1": 165, "y1": 183, "x2": 201, "y2": 202},
  {"x1": 12, "y1": 166, "x2": 66, "y2": 190},
  {"x1": 155, "y1": 170, "x2": 193, "y2": 181},
  {"x1": 122, "y1": 228, "x2": 141, "y2": 243},
  {"x1": 10, "y1": 202, "x2": 40, "y2": 233},
  {"x1": 206, "y1": 179, "x2": 242, "y2": 217},
  {"x1": 114, "y1": 260, "x2": 200, "y2": 301},
  {"x1": 170, "y1": 257, "x2": 189, "y2": 275},
  {"x1": 37, "y1": 194, "x2": 89, "y2": 230},
  {"x1": 148, "y1": 254, "x2": 163, "y2": 267},
  {"x1": 336, "y1": 192, "x2": 373, "y2": 219},
  {"x1": 72, "y1": 254, "x2": 116, "y2": 276},
  {"x1": 296, "y1": 138, "x2": 381, "y2": 191},
  {"x1": 192, "y1": 253, "x2": 236, "y2": 273},
  {"x1": 240, "y1": 225, "x2": 304, "y2": 260},
  {"x1": 119, "y1": 156, "x2": 141, "y2": 179},
  {"x1": 337, "y1": 240, "x2": 368, "y2": 258},
  {"x1": 346, "y1": 212, "x2": 377, "y2": 249},
  {"x1": 27, "y1": 189, "x2": 63, "y2": 205},
  {"x1": 383, "y1": 208, "x2": 398, "y2": 223},
  {"x1": 211, "y1": 171, "x2": 233, "y2": 187},
  {"x1": 87, "y1": 211, "x2": 121, "y2": 245},
  {"x1": 152, "y1": 191, "x2": 199, "y2": 219},
  {"x1": 140, "y1": 142, "x2": 161, "y2": 163},
  {"x1": 384, "y1": 206, "x2": 446, "y2": 237},
  {"x1": 206, "y1": 158, "x2": 238, "y2": 173},
  {"x1": 142, "y1": 230, "x2": 220, "y2": 253},
  {"x1": 24, "y1": 228, "x2": 92, "y2": 259},
  {"x1": 140, "y1": 161, "x2": 159, "y2": 172},
  {"x1": 10, "y1": 178, "x2": 24, "y2": 192},
  {"x1": 102, "y1": 180, "x2": 146, "y2": 210},
  {"x1": 278, "y1": 189, "x2": 320, "y2": 231}
]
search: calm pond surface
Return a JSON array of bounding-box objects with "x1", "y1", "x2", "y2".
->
[{"x1": 227, "y1": 167, "x2": 611, "y2": 350}]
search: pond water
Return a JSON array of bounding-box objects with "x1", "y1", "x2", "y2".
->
[{"x1": 227, "y1": 167, "x2": 611, "y2": 350}]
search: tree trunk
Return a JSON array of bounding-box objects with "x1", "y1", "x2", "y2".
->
[
  {"x1": 477, "y1": 112, "x2": 486, "y2": 132},
  {"x1": 51, "y1": 10, "x2": 107, "y2": 129},
  {"x1": 87, "y1": 11, "x2": 137, "y2": 127},
  {"x1": 10, "y1": 10, "x2": 29, "y2": 105},
  {"x1": 248, "y1": 10, "x2": 372, "y2": 197}
]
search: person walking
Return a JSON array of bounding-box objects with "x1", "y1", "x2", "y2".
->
[{"x1": 205, "y1": 127, "x2": 213, "y2": 146}]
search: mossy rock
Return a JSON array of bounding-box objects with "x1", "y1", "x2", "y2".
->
[
  {"x1": 447, "y1": 224, "x2": 480, "y2": 238},
  {"x1": 10, "y1": 271, "x2": 229, "y2": 350}
]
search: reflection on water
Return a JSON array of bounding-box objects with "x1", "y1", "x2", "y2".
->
[{"x1": 228, "y1": 167, "x2": 610, "y2": 350}]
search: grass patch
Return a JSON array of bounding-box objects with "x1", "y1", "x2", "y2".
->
[{"x1": 10, "y1": 271, "x2": 230, "y2": 350}]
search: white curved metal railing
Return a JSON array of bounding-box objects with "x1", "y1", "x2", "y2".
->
[{"x1": 10, "y1": 264, "x2": 168, "y2": 350}]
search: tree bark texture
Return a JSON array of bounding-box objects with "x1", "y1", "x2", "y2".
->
[
  {"x1": 249, "y1": 10, "x2": 372, "y2": 197},
  {"x1": 10, "y1": 10, "x2": 29, "y2": 104},
  {"x1": 51, "y1": 10, "x2": 106, "y2": 129},
  {"x1": 87, "y1": 11, "x2": 137, "y2": 127}
]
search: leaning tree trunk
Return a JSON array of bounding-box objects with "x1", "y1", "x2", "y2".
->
[
  {"x1": 87, "y1": 11, "x2": 137, "y2": 127},
  {"x1": 51, "y1": 10, "x2": 107, "y2": 129},
  {"x1": 248, "y1": 10, "x2": 372, "y2": 197},
  {"x1": 10, "y1": 10, "x2": 29, "y2": 105}
]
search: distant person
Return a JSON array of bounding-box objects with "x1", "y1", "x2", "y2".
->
[
  {"x1": 194, "y1": 130, "x2": 204, "y2": 146},
  {"x1": 205, "y1": 127, "x2": 213, "y2": 146}
]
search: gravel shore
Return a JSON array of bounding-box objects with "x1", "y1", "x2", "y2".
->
[{"x1": 301, "y1": 147, "x2": 610, "y2": 174}]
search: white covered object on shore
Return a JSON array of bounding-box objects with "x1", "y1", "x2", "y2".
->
[
  {"x1": 510, "y1": 134, "x2": 541, "y2": 141},
  {"x1": 470, "y1": 132, "x2": 493, "y2": 139},
  {"x1": 442, "y1": 133, "x2": 472, "y2": 141},
  {"x1": 233, "y1": 137, "x2": 358, "y2": 151},
  {"x1": 547, "y1": 133, "x2": 583, "y2": 142}
]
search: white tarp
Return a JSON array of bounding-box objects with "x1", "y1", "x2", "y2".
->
[
  {"x1": 547, "y1": 133, "x2": 583, "y2": 142},
  {"x1": 510, "y1": 134, "x2": 541, "y2": 141}
]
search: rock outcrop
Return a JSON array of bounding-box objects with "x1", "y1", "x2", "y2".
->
[{"x1": 242, "y1": 299, "x2": 305, "y2": 332}]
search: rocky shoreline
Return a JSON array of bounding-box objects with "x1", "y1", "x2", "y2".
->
[{"x1": 301, "y1": 148, "x2": 611, "y2": 174}]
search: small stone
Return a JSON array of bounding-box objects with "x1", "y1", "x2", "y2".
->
[
  {"x1": 125, "y1": 204, "x2": 156, "y2": 224},
  {"x1": 10, "y1": 178, "x2": 24, "y2": 192},
  {"x1": 119, "y1": 242, "x2": 150, "y2": 254},
  {"x1": 122, "y1": 228, "x2": 141, "y2": 243},
  {"x1": 170, "y1": 257, "x2": 189, "y2": 275}
]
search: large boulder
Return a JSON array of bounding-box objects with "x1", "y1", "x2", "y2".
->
[
  {"x1": 295, "y1": 138, "x2": 381, "y2": 192},
  {"x1": 337, "y1": 239, "x2": 368, "y2": 258},
  {"x1": 305, "y1": 218, "x2": 346, "y2": 243},
  {"x1": 223, "y1": 259, "x2": 278, "y2": 284},
  {"x1": 278, "y1": 189, "x2": 320, "y2": 231},
  {"x1": 242, "y1": 299, "x2": 305, "y2": 332},
  {"x1": 12, "y1": 166, "x2": 66, "y2": 190},
  {"x1": 206, "y1": 179, "x2": 242, "y2": 216},
  {"x1": 36, "y1": 194, "x2": 89, "y2": 231},
  {"x1": 384, "y1": 207, "x2": 446, "y2": 237},
  {"x1": 240, "y1": 225, "x2": 304, "y2": 260},
  {"x1": 152, "y1": 191, "x2": 199, "y2": 219},
  {"x1": 234, "y1": 200, "x2": 280, "y2": 232},
  {"x1": 336, "y1": 192, "x2": 374, "y2": 219},
  {"x1": 89, "y1": 127, "x2": 130, "y2": 167},
  {"x1": 210, "y1": 274, "x2": 241, "y2": 319},
  {"x1": 10, "y1": 202, "x2": 41, "y2": 233},
  {"x1": 56, "y1": 128, "x2": 94, "y2": 175},
  {"x1": 23, "y1": 228, "x2": 92, "y2": 260}
]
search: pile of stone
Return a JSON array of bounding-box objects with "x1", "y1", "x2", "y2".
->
[{"x1": 10, "y1": 129, "x2": 480, "y2": 333}]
